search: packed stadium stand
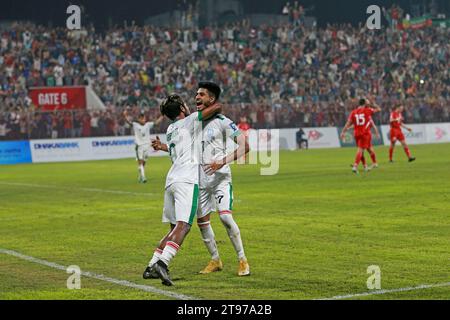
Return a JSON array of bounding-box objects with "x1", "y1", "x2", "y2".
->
[{"x1": 0, "y1": 6, "x2": 449, "y2": 140}]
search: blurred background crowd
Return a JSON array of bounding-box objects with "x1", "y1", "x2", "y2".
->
[{"x1": 1, "y1": 2, "x2": 449, "y2": 140}]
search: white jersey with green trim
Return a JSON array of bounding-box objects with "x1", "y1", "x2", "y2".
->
[
  {"x1": 200, "y1": 114, "x2": 241, "y2": 188},
  {"x1": 132, "y1": 121, "x2": 154, "y2": 146},
  {"x1": 165, "y1": 112, "x2": 202, "y2": 188}
]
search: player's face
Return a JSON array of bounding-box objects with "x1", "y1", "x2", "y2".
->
[
  {"x1": 397, "y1": 106, "x2": 404, "y2": 113},
  {"x1": 138, "y1": 116, "x2": 146, "y2": 124},
  {"x1": 196, "y1": 88, "x2": 213, "y2": 110}
]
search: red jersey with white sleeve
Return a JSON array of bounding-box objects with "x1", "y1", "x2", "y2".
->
[
  {"x1": 390, "y1": 111, "x2": 402, "y2": 130},
  {"x1": 390, "y1": 111, "x2": 405, "y2": 142},
  {"x1": 348, "y1": 106, "x2": 375, "y2": 137}
]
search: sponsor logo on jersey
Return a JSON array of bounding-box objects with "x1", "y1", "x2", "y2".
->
[{"x1": 206, "y1": 128, "x2": 215, "y2": 141}]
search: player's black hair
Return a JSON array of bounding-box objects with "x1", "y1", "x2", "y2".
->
[
  {"x1": 359, "y1": 98, "x2": 366, "y2": 106},
  {"x1": 198, "y1": 81, "x2": 221, "y2": 102},
  {"x1": 160, "y1": 94, "x2": 184, "y2": 121}
]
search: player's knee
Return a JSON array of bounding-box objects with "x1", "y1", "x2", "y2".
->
[
  {"x1": 174, "y1": 221, "x2": 191, "y2": 235},
  {"x1": 197, "y1": 214, "x2": 211, "y2": 224},
  {"x1": 219, "y1": 213, "x2": 234, "y2": 227}
]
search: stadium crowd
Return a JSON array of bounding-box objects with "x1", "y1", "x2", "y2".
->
[{"x1": 0, "y1": 12, "x2": 449, "y2": 140}]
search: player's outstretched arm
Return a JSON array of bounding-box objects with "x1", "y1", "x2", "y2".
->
[
  {"x1": 204, "y1": 133, "x2": 250, "y2": 175},
  {"x1": 366, "y1": 97, "x2": 382, "y2": 113},
  {"x1": 371, "y1": 119, "x2": 380, "y2": 138},
  {"x1": 340, "y1": 120, "x2": 352, "y2": 139},
  {"x1": 151, "y1": 136, "x2": 169, "y2": 152},
  {"x1": 123, "y1": 109, "x2": 133, "y2": 126},
  {"x1": 154, "y1": 115, "x2": 164, "y2": 126},
  {"x1": 401, "y1": 123, "x2": 412, "y2": 132}
]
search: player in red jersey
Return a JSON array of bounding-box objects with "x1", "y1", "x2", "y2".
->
[
  {"x1": 360, "y1": 118, "x2": 381, "y2": 170},
  {"x1": 340, "y1": 98, "x2": 381, "y2": 174},
  {"x1": 389, "y1": 105, "x2": 415, "y2": 163}
]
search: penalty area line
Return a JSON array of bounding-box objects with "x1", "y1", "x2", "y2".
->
[
  {"x1": 0, "y1": 248, "x2": 198, "y2": 300},
  {"x1": 316, "y1": 282, "x2": 450, "y2": 300}
]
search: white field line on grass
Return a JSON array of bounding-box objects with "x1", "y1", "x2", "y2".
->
[
  {"x1": 316, "y1": 282, "x2": 450, "y2": 300},
  {"x1": 1, "y1": 248, "x2": 448, "y2": 300},
  {"x1": 0, "y1": 206, "x2": 151, "y2": 222},
  {"x1": 0, "y1": 248, "x2": 198, "y2": 300},
  {"x1": 0, "y1": 182, "x2": 155, "y2": 196}
]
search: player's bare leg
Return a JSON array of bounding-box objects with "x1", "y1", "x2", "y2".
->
[
  {"x1": 400, "y1": 140, "x2": 415, "y2": 162},
  {"x1": 144, "y1": 224, "x2": 175, "y2": 279},
  {"x1": 197, "y1": 214, "x2": 223, "y2": 274},
  {"x1": 389, "y1": 140, "x2": 396, "y2": 162},
  {"x1": 352, "y1": 153, "x2": 368, "y2": 171},
  {"x1": 352, "y1": 147, "x2": 364, "y2": 174},
  {"x1": 368, "y1": 147, "x2": 378, "y2": 169},
  {"x1": 361, "y1": 153, "x2": 369, "y2": 171},
  {"x1": 219, "y1": 211, "x2": 250, "y2": 276},
  {"x1": 144, "y1": 222, "x2": 191, "y2": 286}
]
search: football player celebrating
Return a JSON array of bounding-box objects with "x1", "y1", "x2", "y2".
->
[
  {"x1": 143, "y1": 94, "x2": 221, "y2": 286},
  {"x1": 340, "y1": 98, "x2": 381, "y2": 174},
  {"x1": 151, "y1": 82, "x2": 251, "y2": 277},
  {"x1": 389, "y1": 104, "x2": 416, "y2": 163},
  {"x1": 196, "y1": 82, "x2": 251, "y2": 277},
  {"x1": 123, "y1": 108, "x2": 163, "y2": 183}
]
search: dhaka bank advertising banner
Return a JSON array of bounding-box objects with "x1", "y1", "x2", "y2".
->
[
  {"x1": 29, "y1": 136, "x2": 167, "y2": 163},
  {"x1": 29, "y1": 86, "x2": 87, "y2": 111}
]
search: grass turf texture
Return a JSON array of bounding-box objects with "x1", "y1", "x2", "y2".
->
[{"x1": 0, "y1": 144, "x2": 449, "y2": 300}]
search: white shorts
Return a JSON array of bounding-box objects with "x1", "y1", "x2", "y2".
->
[
  {"x1": 135, "y1": 144, "x2": 151, "y2": 161},
  {"x1": 197, "y1": 180, "x2": 234, "y2": 219},
  {"x1": 162, "y1": 183, "x2": 199, "y2": 225}
]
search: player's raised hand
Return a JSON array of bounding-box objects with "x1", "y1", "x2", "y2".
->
[{"x1": 151, "y1": 136, "x2": 162, "y2": 150}]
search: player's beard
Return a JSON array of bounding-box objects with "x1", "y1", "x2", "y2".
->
[{"x1": 196, "y1": 100, "x2": 205, "y2": 111}]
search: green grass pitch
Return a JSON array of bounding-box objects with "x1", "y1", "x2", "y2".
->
[{"x1": 0, "y1": 144, "x2": 449, "y2": 300}]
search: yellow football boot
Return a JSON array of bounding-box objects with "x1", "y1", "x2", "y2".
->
[{"x1": 199, "y1": 259, "x2": 223, "y2": 274}]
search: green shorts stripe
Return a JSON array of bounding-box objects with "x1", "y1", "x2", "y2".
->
[
  {"x1": 229, "y1": 183, "x2": 233, "y2": 211},
  {"x1": 189, "y1": 184, "x2": 199, "y2": 225}
]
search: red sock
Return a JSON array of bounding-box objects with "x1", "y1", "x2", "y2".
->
[
  {"x1": 369, "y1": 151, "x2": 377, "y2": 164},
  {"x1": 354, "y1": 151, "x2": 363, "y2": 166},
  {"x1": 361, "y1": 154, "x2": 366, "y2": 166},
  {"x1": 389, "y1": 147, "x2": 394, "y2": 161},
  {"x1": 404, "y1": 147, "x2": 411, "y2": 158}
]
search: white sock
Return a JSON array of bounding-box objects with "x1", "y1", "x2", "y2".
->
[
  {"x1": 148, "y1": 248, "x2": 163, "y2": 267},
  {"x1": 220, "y1": 213, "x2": 246, "y2": 261},
  {"x1": 198, "y1": 221, "x2": 220, "y2": 260},
  {"x1": 159, "y1": 241, "x2": 179, "y2": 266},
  {"x1": 139, "y1": 165, "x2": 145, "y2": 179}
]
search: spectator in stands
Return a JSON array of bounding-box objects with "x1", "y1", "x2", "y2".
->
[{"x1": 0, "y1": 17, "x2": 449, "y2": 140}]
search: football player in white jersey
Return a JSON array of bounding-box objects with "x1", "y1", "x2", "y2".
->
[
  {"x1": 123, "y1": 109, "x2": 163, "y2": 183},
  {"x1": 147, "y1": 82, "x2": 251, "y2": 277},
  {"x1": 143, "y1": 94, "x2": 222, "y2": 286},
  {"x1": 195, "y1": 82, "x2": 251, "y2": 277}
]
